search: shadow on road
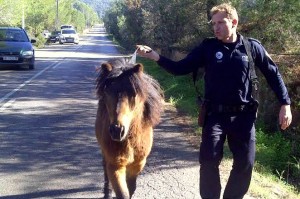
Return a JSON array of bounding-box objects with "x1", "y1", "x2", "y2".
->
[{"x1": 0, "y1": 187, "x2": 99, "y2": 199}]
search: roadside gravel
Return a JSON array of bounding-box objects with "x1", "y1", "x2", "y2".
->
[{"x1": 133, "y1": 103, "x2": 200, "y2": 199}]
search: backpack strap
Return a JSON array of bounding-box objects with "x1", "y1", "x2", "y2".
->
[
  {"x1": 192, "y1": 68, "x2": 204, "y2": 105},
  {"x1": 242, "y1": 36, "x2": 259, "y2": 100}
]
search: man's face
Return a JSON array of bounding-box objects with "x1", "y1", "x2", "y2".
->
[{"x1": 211, "y1": 11, "x2": 235, "y2": 42}]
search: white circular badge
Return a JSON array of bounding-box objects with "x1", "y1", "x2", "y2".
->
[{"x1": 216, "y1": 52, "x2": 223, "y2": 59}]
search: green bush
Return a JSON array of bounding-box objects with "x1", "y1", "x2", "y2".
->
[
  {"x1": 35, "y1": 33, "x2": 47, "y2": 48},
  {"x1": 256, "y1": 129, "x2": 293, "y2": 177}
]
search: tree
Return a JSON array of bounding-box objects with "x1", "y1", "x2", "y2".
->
[
  {"x1": 80, "y1": 0, "x2": 111, "y2": 19},
  {"x1": 0, "y1": 0, "x2": 99, "y2": 38}
]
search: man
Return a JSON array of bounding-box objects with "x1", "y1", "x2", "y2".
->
[{"x1": 137, "y1": 3, "x2": 292, "y2": 199}]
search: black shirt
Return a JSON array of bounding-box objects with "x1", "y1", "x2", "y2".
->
[{"x1": 157, "y1": 34, "x2": 291, "y2": 105}]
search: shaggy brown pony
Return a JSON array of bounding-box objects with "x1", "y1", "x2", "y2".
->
[{"x1": 95, "y1": 58, "x2": 164, "y2": 199}]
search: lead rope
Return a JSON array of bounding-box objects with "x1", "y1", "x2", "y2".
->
[{"x1": 129, "y1": 49, "x2": 138, "y2": 64}]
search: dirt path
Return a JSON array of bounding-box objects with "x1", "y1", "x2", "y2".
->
[{"x1": 132, "y1": 103, "x2": 200, "y2": 198}]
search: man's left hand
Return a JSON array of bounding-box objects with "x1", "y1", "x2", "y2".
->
[{"x1": 279, "y1": 105, "x2": 292, "y2": 130}]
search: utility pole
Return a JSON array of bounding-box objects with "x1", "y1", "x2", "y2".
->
[
  {"x1": 55, "y1": 0, "x2": 59, "y2": 30},
  {"x1": 22, "y1": 0, "x2": 25, "y2": 29}
]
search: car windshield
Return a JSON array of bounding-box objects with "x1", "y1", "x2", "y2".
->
[
  {"x1": 52, "y1": 31, "x2": 60, "y2": 35},
  {"x1": 0, "y1": 29, "x2": 29, "y2": 42},
  {"x1": 62, "y1": 29, "x2": 76, "y2": 34}
]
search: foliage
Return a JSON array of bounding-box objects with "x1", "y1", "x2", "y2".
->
[
  {"x1": 103, "y1": 0, "x2": 299, "y2": 54},
  {"x1": 0, "y1": 0, "x2": 100, "y2": 42},
  {"x1": 256, "y1": 129, "x2": 292, "y2": 173},
  {"x1": 103, "y1": 0, "x2": 213, "y2": 54},
  {"x1": 35, "y1": 33, "x2": 47, "y2": 48},
  {"x1": 255, "y1": 128, "x2": 300, "y2": 189},
  {"x1": 102, "y1": 0, "x2": 125, "y2": 45},
  {"x1": 237, "y1": 0, "x2": 300, "y2": 53},
  {"x1": 80, "y1": 0, "x2": 111, "y2": 18}
]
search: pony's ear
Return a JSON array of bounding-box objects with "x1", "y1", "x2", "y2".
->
[
  {"x1": 101, "y1": 62, "x2": 113, "y2": 73},
  {"x1": 133, "y1": 63, "x2": 144, "y2": 73}
]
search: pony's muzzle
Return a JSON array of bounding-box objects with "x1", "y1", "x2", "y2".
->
[{"x1": 109, "y1": 124, "x2": 126, "y2": 141}]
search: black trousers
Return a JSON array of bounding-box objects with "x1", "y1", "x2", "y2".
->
[{"x1": 199, "y1": 112, "x2": 256, "y2": 199}]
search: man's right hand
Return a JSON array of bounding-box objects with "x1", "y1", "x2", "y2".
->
[{"x1": 136, "y1": 45, "x2": 160, "y2": 61}]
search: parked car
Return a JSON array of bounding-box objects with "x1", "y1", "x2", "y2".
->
[
  {"x1": 48, "y1": 30, "x2": 61, "y2": 43},
  {"x1": 0, "y1": 27, "x2": 36, "y2": 70},
  {"x1": 59, "y1": 28, "x2": 79, "y2": 44}
]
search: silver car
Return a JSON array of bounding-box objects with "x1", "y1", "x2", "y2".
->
[{"x1": 59, "y1": 28, "x2": 79, "y2": 44}]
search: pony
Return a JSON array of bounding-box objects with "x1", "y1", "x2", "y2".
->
[{"x1": 95, "y1": 58, "x2": 164, "y2": 199}]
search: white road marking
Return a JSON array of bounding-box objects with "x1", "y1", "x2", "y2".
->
[
  {"x1": 0, "y1": 98, "x2": 16, "y2": 112},
  {"x1": 0, "y1": 62, "x2": 59, "y2": 111},
  {"x1": 52, "y1": 62, "x2": 62, "y2": 69}
]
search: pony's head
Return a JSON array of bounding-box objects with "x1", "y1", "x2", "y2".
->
[{"x1": 96, "y1": 58, "x2": 164, "y2": 142}]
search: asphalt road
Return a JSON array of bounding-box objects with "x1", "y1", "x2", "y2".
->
[{"x1": 0, "y1": 26, "x2": 200, "y2": 199}]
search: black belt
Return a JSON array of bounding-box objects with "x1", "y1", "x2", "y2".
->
[{"x1": 208, "y1": 102, "x2": 258, "y2": 113}]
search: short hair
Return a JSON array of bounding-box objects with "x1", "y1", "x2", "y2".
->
[{"x1": 210, "y1": 3, "x2": 238, "y2": 22}]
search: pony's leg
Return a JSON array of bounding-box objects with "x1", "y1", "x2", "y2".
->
[
  {"x1": 103, "y1": 158, "x2": 113, "y2": 199},
  {"x1": 126, "y1": 159, "x2": 147, "y2": 197},
  {"x1": 107, "y1": 164, "x2": 130, "y2": 199}
]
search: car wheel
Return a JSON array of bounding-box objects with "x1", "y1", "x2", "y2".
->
[{"x1": 29, "y1": 64, "x2": 34, "y2": 70}]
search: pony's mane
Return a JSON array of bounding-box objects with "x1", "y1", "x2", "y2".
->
[{"x1": 96, "y1": 58, "x2": 164, "y2": 126}]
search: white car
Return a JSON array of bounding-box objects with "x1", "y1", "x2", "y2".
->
[{"x1": 59, "y1": 28, "x2": 79, "y2": 44}]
